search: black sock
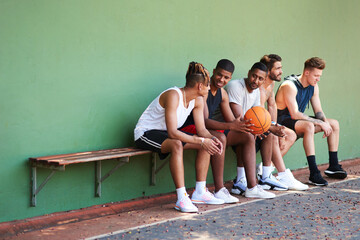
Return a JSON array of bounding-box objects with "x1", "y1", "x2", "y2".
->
[
  {"x1": 307, "y1": 155, "x2": 319, "y2": 175},
  {"x1": 329, "y1": 151, "x2": 339, "y2": 167}
]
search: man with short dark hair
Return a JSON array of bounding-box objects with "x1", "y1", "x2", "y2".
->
[
  {"x1": 181, "y1": 59, "x2": 275, "y2": 200},
  {"x1": 225, "y1": 62, "x2": 289, "y2": 192},
  {"x1": 276, "y1": 57, "x2": 347, "y2": 186},
  {"x1": 259, "y1": 54, "x2": 308, "y2": 191},
  {"x1": 134, "y1": 62, "x2": 224, "y2": 213}
]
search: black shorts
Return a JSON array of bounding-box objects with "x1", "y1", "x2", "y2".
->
[
  {"x1": 135, "y1": 130, "x2": 192, "y2": 160},
  {"x1": 280, "y1": 118, "x2": 298, "y2": 131}
]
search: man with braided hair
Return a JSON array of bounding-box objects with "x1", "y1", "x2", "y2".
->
[
  {"x1": 134, "y1": 62, "x2": 224, "y2": 213},
  {"x1": 276, "y1": 57, "x2": 347, "y2": 186}
]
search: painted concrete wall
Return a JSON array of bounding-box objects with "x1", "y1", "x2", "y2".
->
[{"x1": 1, "y1": 0, "x2": 359, "y2": 222}]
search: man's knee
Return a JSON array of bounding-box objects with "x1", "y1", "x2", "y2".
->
[
  {"x1": 213, "y1": 131, "x2": 227, "y2": 145},
  {"x1": 286, "y1": 128, "x2": 297, "y2": 144},
  {"x1": 244, "y1": 132, "x2": 255, "y2": 143},
  {"x1": 328, "y1": 119, "x2": 340, "y2": 132},
  {"x1": 167, "y1": 139, "x2": 183, "y2": 153},
  {"x1": 296, "y1": 121, "x2": 314, "y2": 135}
]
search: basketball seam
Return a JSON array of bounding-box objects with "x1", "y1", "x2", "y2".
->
[{"x1": 251, "y1": 108, "x2": 265, "y2": 133}]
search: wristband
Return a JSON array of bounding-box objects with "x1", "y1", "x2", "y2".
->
[{"x1": 271, "y1": 121, "x2": 282, "y2": 126}]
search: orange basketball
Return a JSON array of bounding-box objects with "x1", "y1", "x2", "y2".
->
[{"x1": 244, "y1": 106, "x2": 271, "y2": 135}]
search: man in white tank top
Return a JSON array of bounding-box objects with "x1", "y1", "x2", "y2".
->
[{"x1": 134, "y1": 62, "x2": 225, "y2": 213}]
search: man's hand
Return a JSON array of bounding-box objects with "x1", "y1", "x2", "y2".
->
[
  {"x1": 269, "y1": 124, "x2": 286, "y2": 137},
  {"x1": 255, "y1": 131, "x2": 270, "y2": 140},
  {"x1": 202, "y1": 137, "x2": 223, "y2": 155},
  {"x1": 278, "y1": 136, "x2": 286, "y2": 151},
  {"x1": 231, "y1": 117, "x2": 254, "y2": 133},
  {"x1": 320, "y1": 121, "x2": 333, "y2": 138}
]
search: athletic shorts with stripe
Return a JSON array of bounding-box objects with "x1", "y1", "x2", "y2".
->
[{"x1": 135, "y1": 130, "x2": 193, "y2": 160}]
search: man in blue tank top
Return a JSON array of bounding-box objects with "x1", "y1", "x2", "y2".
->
[{"x1": 276, "y1": 57, "x2": 347, "y2": 186}]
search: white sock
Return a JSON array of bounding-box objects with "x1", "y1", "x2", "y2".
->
[
  {"x1": 236, "y1": 167, "x2": 246, "y2": 182},
  {"x1": 248, "y1": 185, "x2": 256, "y2": 191},
  {"x1": 262, "y1": 166, "x2": 273, "y2": 179},
  {"x1": 195, "y1": 181, "x2": 206, "y2": 193},
  {"x1": 277, "y1": 171, "x2": 286, "y2": 177},
  {"x1": 176, "y1": 187, "x2": 187, "y2": 200}
]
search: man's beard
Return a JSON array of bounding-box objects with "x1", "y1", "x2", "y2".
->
[{"x1": 270, "y1": 73, "x2": 281, "y2": 82}]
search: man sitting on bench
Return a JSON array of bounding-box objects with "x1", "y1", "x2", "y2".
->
[{"x1": 134, "y1": 62, "x2": 225, "y2": 213}]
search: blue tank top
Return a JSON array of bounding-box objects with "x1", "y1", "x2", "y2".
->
[{"x1": 277, "y1": 75, "x2": 314, "y2": 123}]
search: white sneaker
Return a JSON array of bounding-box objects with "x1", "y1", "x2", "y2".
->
[
  {"x1": 259, "y1": 173, "x2": 288, "y2": 191},
  {"x1": 191, "y1": 188, "x2": 225, "y2": 205},
  {"x1": 277, "y1": 169, "x2": 309, "y2": 191},
  {"x1": 245, "y1": 185, "x2": 276, "y2": 199},
  {"x1": 214, "y1": 187, "x2": 239, "y2": 204},
  {"x1": 175, "y1": 193, "x2": 198, "y2": 213},
  {"x1": 231, "y1": 177, "x2": 247, "y2": 195}
]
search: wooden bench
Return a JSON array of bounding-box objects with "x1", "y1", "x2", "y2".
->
[{"x1": 29, "y1": 147, "x2": 170, "y2": 207}]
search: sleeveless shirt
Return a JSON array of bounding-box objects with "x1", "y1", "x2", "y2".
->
[
  {"x1": 277, "y1": 75, "x2": 314, "y2": 123},
  {"x1": 134, "y1": 87, "x2": 195, "y2": 140}
]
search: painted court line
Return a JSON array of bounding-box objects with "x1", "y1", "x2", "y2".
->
[{"x1": 86, "y1": 176, "x2": 359, "y2": 240}]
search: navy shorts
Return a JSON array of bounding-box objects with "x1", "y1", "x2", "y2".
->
[{"x1": 135, "y1": 130, "x2": 192, "y2": 160}]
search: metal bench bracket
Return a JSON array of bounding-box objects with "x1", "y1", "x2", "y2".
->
[
  {"x1": 95, "y1": 157, "x2": 129, "y2": 197},
  {"x1": 151, "y1": 153, "x2": 170, "y2": 186}
]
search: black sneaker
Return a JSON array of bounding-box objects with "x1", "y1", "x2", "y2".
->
[
  {"x1": 309, "y1": 172, "x2": 328, "y2": 186},
  {"x1": 324, "y1": 164, "x2": 347, "y2": 179}
]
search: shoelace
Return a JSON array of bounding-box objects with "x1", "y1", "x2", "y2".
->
[{"x1": 221, "y1": 188, "x2": 230, "y2": 196}]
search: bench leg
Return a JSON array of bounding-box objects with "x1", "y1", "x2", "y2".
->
[
  {"x1": 151, "y1": 152, "x2": 157, "y2": 186},
  {"x1": 95, "y1": 161, "x2": 102, "y2": 197},
  {"x1": 151, "y1": 153, "x2": 170, "y2": 186},
  {"x1": 31, "y1": 167, "x2": 56, "y2": 207},
  {"x1": 95, "y1": 157, "x2": 129, "y2": 197}
]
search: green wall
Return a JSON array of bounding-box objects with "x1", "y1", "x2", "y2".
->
[{"x1": 1, "y1": 0, "x2": 359, "y2": 222}]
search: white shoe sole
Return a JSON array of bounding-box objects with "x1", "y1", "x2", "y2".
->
[
  {"x1": 191, "y1": 199, "x2": 225, "y2": 205},
  {"x1": 308, "y1": 180, "x2": 328, "y2": 186},
  {"x1": 245, "y1": 194, "x2": 276, "y2": 199},
  {"x1": 174, "y1": 206, "x2": 198, "y2": 213}
]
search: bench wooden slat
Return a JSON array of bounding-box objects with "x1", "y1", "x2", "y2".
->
[{"x1": 30, "y1": 148, "x2": 152, "y2": 166}]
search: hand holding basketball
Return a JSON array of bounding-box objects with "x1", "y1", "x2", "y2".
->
[{"x1": 244, "y1": 106, "x2": 271, "y2": 135}]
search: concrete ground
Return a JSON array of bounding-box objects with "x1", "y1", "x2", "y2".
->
[{"x1": 1, "y1": 158, "x2": 359, "y2": 240}]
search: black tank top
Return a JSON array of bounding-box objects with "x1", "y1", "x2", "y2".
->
[
  {"x1": 180, "y1": 88, "x2": 222, "y2": 127},
  {"x1": 207, "y1": 88, "x2": 222, "y2": 119}
]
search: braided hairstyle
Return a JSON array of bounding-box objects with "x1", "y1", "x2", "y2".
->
[{"x1": 185, "y1": 62, "x2": 210, "y2": 88}]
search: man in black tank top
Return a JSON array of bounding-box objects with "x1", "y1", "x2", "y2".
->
[
  {"x1": 275, "y1": 57, "x2": 347, "y2": 186},
  {"x1": 181, "y1": 59, "x2": 276, "y2": 200}
]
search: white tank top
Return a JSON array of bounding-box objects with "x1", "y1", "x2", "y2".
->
[{"x1": 134, "y1": 87, "x2": 195, "y2": 140}]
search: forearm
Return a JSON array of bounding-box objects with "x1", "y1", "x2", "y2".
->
[
  {"x1": 168, "y1": 130, "x2": 206, "y2": 145},
  {"x1": 268, "y1": 104, "x2": 277, "y2": 122},
  {"x1": 205, "y1": 118, "x2": 231, "y2": 131},
  {"x1": 291, "y1": 111, "x2": 324, "y2": 125},
  {"x1": 196, "y1": 128, "x2": 214, "y2": 139}
]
